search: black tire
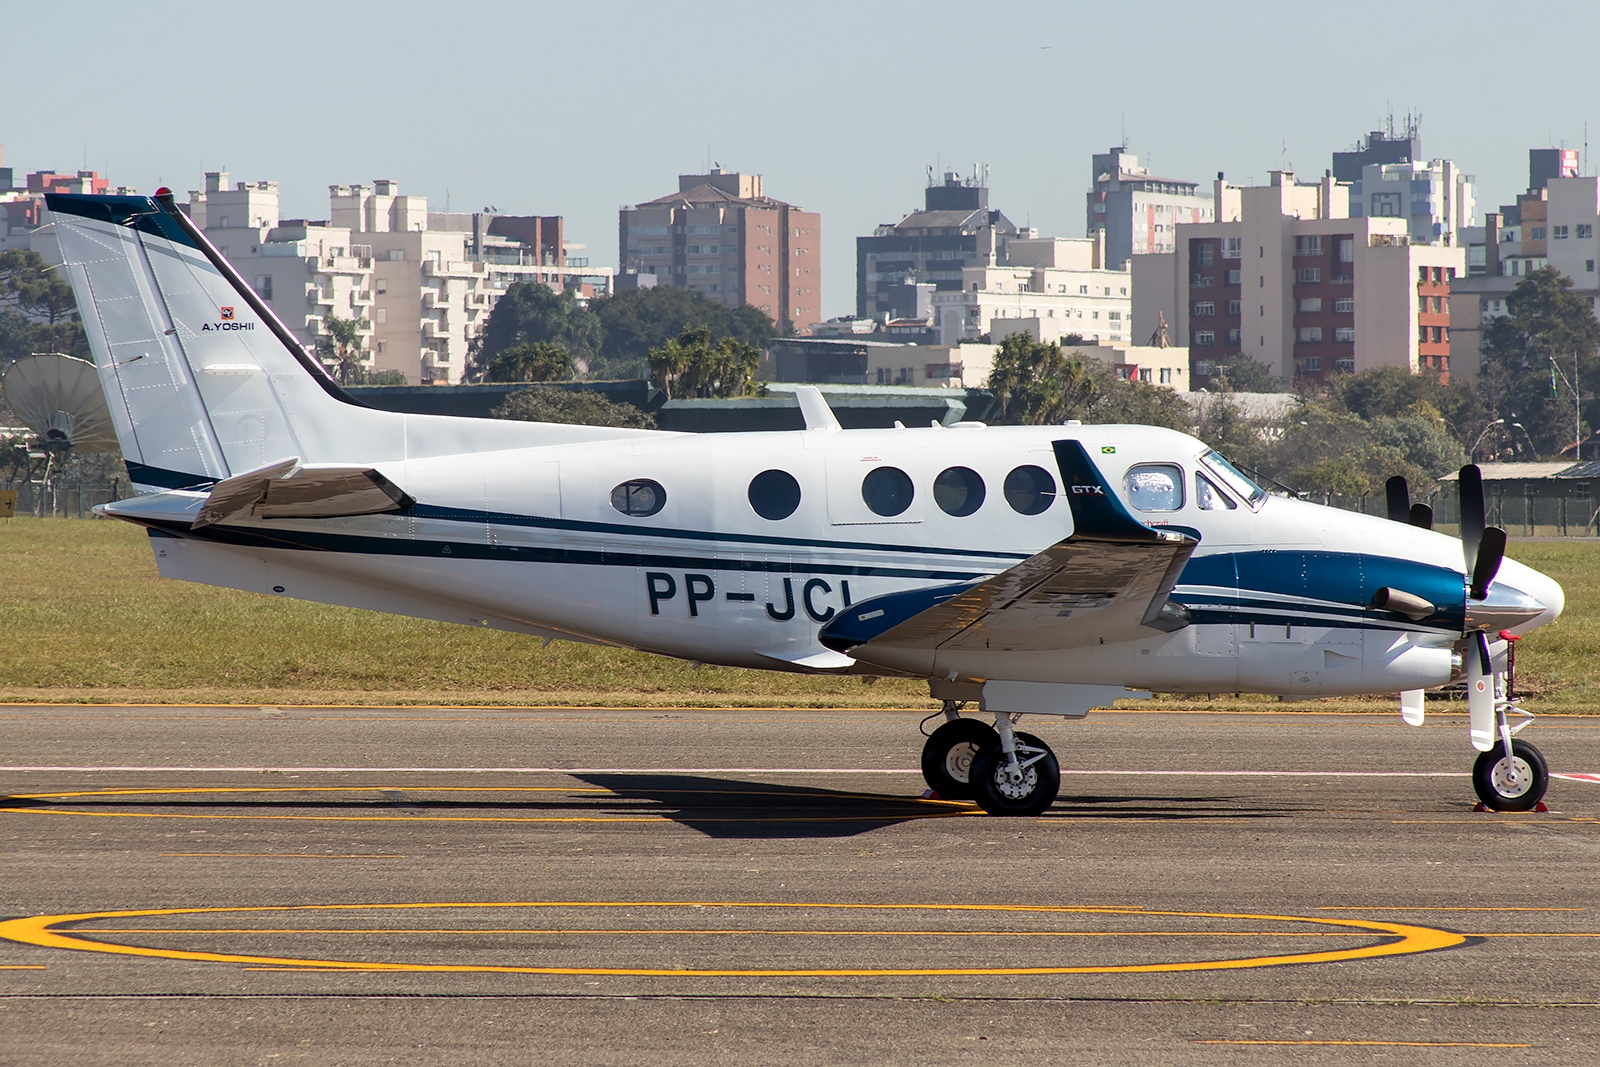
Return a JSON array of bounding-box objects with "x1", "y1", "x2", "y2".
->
[
  {"x1": 1472, "y1": 739, "x2": 1549, "y2": 812},
  {"x1": 921, "y1": 718, "x2": 998, "y2": 799},
  {"x1": 970, "y1": 731, "x2": 1061, "y2": 816}
]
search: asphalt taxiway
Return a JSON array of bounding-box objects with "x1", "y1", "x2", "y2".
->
[{"x1": 3, "y1": 703, "x2": 1600, "y2": 1065}]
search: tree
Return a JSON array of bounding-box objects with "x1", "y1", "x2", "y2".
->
[
  {"x1": 589, "y1": 286, "x2": 773, "y2": 380},
  {"x1": 1321, "y1": 364, "x2": 1485, "y2": 448},
  {"x1": 485, "y1": 341, "x2": 573, "y2": 383},
  {"x1": 0, "y1": 249, "x2": 79, "y2": 326},
  {"x1": 985, "y1": 334, "x2": 1096, "y2": 425},
  {"x1": 1481, "y1": 267, "x2": 1600, "y2": 456},
  {"x1": 1206, "y1": 352, "x2": 1282, "y2": 393},
  {"x1": 490, "y1": 385, "x2": 657, "y2": 429},
  {"x1": 469, "y1": 283, "x2": 600, "y2": 381},
  {"x1": 647, "y1": 326, "x2": 762, "y2": 400},
  {"x1": 317, "y1": 313, "x2": 368, "y2": 385},
  {"x1": 1078, "y1": 360, "x2": 1195, "y2": 431}
]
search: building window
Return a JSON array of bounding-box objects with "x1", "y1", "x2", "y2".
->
[
  {"x1": 1554, "y1": 225, "x2": 1570, "y2": 239},
  {"x1": 1226, "y1": 269, "x2": 1241, "y2": 284},
  {"x1": 1334, "y1": 297, "x2": 1354, "y2": 313},
  {"x1": 1194, "y1": 242, "x2": 1214, "y2": 266},
  {"x1": 1108, "y1": 311, "x2": 1122, "y2": 321},
  {"x1": 376, "y1": 279, "x2": 387, "y2": 294},
  {"x1": 1432, "y1": 267, "x2": 1444, "y2": 282},
  {"x1": 1577, "y1": 224, "x2": 1594, "y2": 239},
  {"x1": 1159, "y1": 368, "x2": 1173, "y2": 384},
  {"x1": 1298, "y1": 297, "x2": 1322, "y2": 313},
  {"x1": 1079, "y1": 285, "x2": 1088, "y2": 294},
  {"x1": 1334, "y1": 326, "x2": 1355, "y2": 343},
  {"x1": 1222, "y1": 237, "x2": 1242, "y2": 259},
  {"x1": 1337, "y1": 237, "x2": 1355, "y2": 262},
  {"x1": 1226, "y1": 329, "x2": 1241, "y2": 345},
  {"x1": 376, "y1": 308, "x2": 387, "y2": 324},
  {"x1": 1302, "y1": 356, "x2": 1323, "y2": 372},
  {"x1": 253, "y1": 275, "x2": 273, "y2": 300},
  {"x1": 1335, "y1": 356, "x2": 1355, "y2": 372},
  {"x1": 1298, "y1": 326, "x2": 1323, "y2": 343},
  {"x1": 1195, "y1": 360, "x2": 1216, "y2": 375},
  {"x1": 1226, "y1": 300, "x2": 1241, "y2": 315},
  {"x1": 1588, "y1": 260, "x2": 1596, "y2": 272},
  {"x1": 1531, "y1": 227, "x2": 1547, "y2": 241},
  {"x1": 1193, "y1": 302, "x2": 1215, "y2": 316},
  {"x1": 1294, "y1": 236, "x2": 1322, "y2": 256},
  {"x1": 1296, "y1": 267, "x2": 1321, "y2": 283},
  {"x1": 1193, "y1": 330, "x2": 1215, "y2": 346}
]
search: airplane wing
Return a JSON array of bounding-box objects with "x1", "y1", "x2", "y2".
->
[
  {"x1": 193, "y1": 457, "x2": 413, "y2": 529},
  {"x1": 820, "y1": 440, "x2": 1197, "y2": 656}
]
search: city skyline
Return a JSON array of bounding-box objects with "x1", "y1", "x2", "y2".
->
[{"x1": 6, "y1": 0, "x2": 1600, "y2": 322}]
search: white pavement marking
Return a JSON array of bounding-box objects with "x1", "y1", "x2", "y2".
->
[{"x1": 1, "y1": 766, "x2": 1575, "y2": 778}]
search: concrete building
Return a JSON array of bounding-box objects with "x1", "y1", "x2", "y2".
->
[
  {"x1": 1450, "y1": 151, "x2": 1600, "y2": 377},
  {"x1": 1134, "y1": 170, "x2": 1465, "y2": 386},
  {"x1": 932, "y1": 236, "x2": 1133, "y2": 347},
  {"x1": 1332, "y1": 124, "x2": 1421, "y2": 183},
  {"x1": 857, "y1": 170, "x2": 1017, "y2": 318},
  {"x1": 188, "y1": 174, "x2": 604, "y2": 385},
  {"x1": 1, "y1": 159, "x2": 127, "y2": 263},
  {"x1": 618, "y1": 169, "x2": 820, "y2": 334},
  {"x1": 1085, "y1": 147, "x2": 1214, "y2": 269},
  {"x1": 1347, "y1": 158, "x2": 1475, "y2": 247}
]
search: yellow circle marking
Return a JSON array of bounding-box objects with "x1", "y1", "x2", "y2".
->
[{"x1": 0, "y1": 902, "x2": 1464, "y2": 977}]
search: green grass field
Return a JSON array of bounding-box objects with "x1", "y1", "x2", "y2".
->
[{"x1": 1, "y1": 516, "x2": 1595, "y2": 710}]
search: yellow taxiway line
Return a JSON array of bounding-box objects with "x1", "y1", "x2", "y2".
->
[{"x1": 0, "y1": 902, "x2": 1464, "y2": 977}]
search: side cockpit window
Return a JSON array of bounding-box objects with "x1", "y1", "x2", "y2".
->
[
  {"x1": 1195, "y1": 472, "x2": 1237, "y2": 510},
  {"x1": 1124, "y1": 464, "x2": 1184, "y2": 512}
]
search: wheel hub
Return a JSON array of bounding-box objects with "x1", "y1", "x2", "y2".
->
[
  {"x1": 992, "y1": 763, "x2": 1038, "y2": 800},
  {"x1": 944, "y1": 742, "x2": 979, "y2": 785},
  {"x1": 1491, "y1": 756, "x2": 1533, "y2": 798}
]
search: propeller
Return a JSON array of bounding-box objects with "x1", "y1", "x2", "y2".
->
[
  {"x1": 1457, "y1": 464, "x2": 1506, "y2": 600},
  {"x1": 1383, "y1": 475, "x2": 1435, "y2": 530}
]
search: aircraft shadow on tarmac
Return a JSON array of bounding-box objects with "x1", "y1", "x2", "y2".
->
[{"x1": 0, "y1": 780, "x2": 1292, "y2": 841}]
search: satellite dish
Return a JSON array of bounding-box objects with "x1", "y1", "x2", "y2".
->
[{"x1": 1, "y1": 354, "x2": 119, "y2": 452}]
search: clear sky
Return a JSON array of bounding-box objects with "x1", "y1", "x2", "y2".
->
[{"x1": 8, "y1": 0, "x2": 1599, "y2": 321}]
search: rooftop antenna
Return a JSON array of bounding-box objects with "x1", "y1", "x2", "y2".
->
[{"x1": 1121, "y1": 113, "x2": 1126, "y2": 148}]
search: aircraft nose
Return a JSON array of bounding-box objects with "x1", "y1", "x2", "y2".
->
[{"x1": 1494, "y1": 558, "x2": 1564, "y2": 636}]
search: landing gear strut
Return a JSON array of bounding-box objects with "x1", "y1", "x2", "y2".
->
[
  {"x1": 921, "y1": 703, "x2": 1061, "y2": 815},
  {"x1": 1467, "y1": 635, "x2": 1550, "y2": 813}
]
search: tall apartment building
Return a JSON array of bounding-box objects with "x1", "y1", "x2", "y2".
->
[
  {"x1": 1347, "y1": 158, "x2": 1475, "y2": 246},
  {"x1": 1450, "y1": 151, "x2": 1599, "y2": 376},
  {"x1": 2, "y1": 160, "x2": 130, "y2": 263},
  {"x1": 1134, "y1": 170, "x2": 1464, "y2": 386},
  {"x1": 618, "y1": 169, "x2": 820, "y2": 333},
  {"x1": 1085, "y1": 148, "x2": 1214, "y2": 269},
  {"x1": 930, "y1": 237, "x2": 1133, "y2": 347},
  {"x1": 188, "y1": 173, "x2": 606, "y2": 384},
  {"x1": 857, "y1": 171, "x2": 1017, "y2": 318}
]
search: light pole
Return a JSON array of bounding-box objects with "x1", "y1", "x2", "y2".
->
[{"x1": 1469, "y1": 418, "x2": 1506, "y2": 461}]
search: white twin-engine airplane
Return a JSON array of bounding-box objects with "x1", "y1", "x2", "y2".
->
[{"x1": 47, "y1": 189, "x2": 1566, "y2": 816}]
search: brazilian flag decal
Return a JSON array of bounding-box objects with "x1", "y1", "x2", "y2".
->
[{"x1": 1101, "y1": 446, "x2": 1116, "y2": 454}]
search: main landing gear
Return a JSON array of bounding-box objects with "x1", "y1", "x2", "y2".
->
[{"x1": 921, "y1": 702, "x2": 1061, "y2": 816}]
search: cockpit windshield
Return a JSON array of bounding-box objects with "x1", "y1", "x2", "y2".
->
[{"x1": 1198, "y1": 449, "x2": 1267, "y2": 507}]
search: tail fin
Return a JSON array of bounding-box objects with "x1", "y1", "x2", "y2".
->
[{"x1": 46, "y1": 190, "x2": 651, "y2": 493}]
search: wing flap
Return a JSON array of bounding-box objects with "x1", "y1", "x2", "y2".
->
[{"x1": 193, "y1": 457, "x2": 412, "y2": 529}]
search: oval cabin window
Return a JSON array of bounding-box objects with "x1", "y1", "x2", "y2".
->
[
  {"x1": 748, "y1": 469, "x2": 801, "y2": 521},
  {"x1": 933, "y1": 466, "x2": 985, "y2": 517},
  {"x1": 1003, "y1": 465, "x2": 1056, "y2": 515},
  {"x1": 610, "y1": 479, "x2": 666, "y2": 517},
  {"x1": 861, "y1": 466, "x2": 915, "y2": 517}
]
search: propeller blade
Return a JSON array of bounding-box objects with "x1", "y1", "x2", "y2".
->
[
  {"x1": 1471, "y1": 526, "x2": 1507, "y2": 601},
  {"x1": 1458, "y1": 464, "x2": 1485, "y2": 571},
  {"x1": 1409, "y1": 503, "x2": 1434, "y2": 530},
  {"x1": 1385, "y1": 475, "x2": 1411, "y2": 523}
]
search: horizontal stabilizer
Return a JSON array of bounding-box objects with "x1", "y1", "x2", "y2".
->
[{"x1": 192, "y1": 457, "x2": 412, "y2": 529}]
